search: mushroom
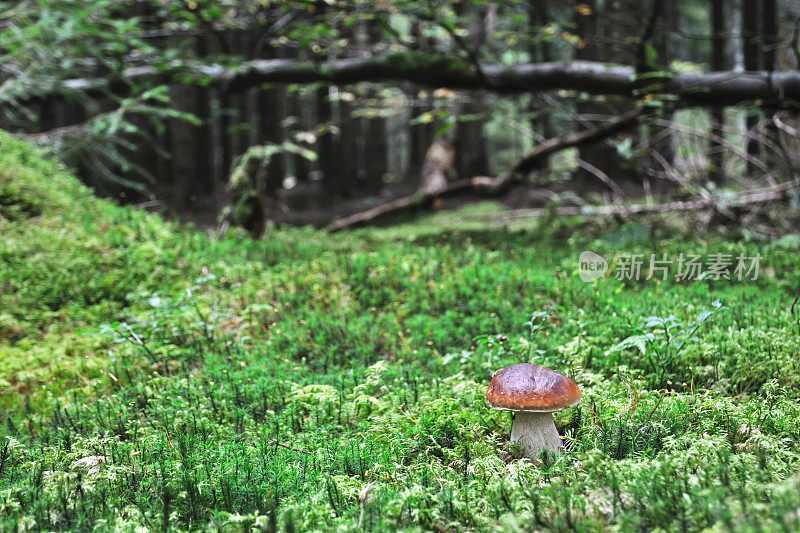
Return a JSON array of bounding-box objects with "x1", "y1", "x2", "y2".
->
[{"x1": 486, "y1": 363, "x2": 581, "y2": 459}]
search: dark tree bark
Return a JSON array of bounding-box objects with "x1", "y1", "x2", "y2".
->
[
  {"x1": 761, "y1": 0, "x2": 781, "y2": 169},
  {"x1": 357, "y1": 22, "x2": 390, "y2": 195},
  {"x1": 528, "y1": 0, "x2": 555, "y2": 170},
  {"x1": 742, "y1": 0, "x2": 761, "y2": 176},
  {"x1": 406, "y1": 20, "x2": 436, "y2": 180},
  {"x1": 642, "y1": 0, "x2": 674, "y2": 189},
  {"x1": 338, "y1": 98, "x2": 359, "y2": 197},
  {"x1": 312, "y1": 1, "x2": 341, "y2": 197},
  {"x1": 257, "y1": 81, "x2": 287, "y2": 197},
  {"x1": 169, "y1": 88, "x2": 198, "y2": 209},
  {"x1": 762, "y1": 0, "x2": 777, "y2": 72},
  {"x1": 168, "y1": 36, "x2": 209, "y2": 211},
  {"x1": 218, "y1": 90, "x2": 236, "y2": 188},
  {"x1": 709, "y1": 0, "x2": 727, "y2": 184},
  {"x1": 408, "y1": 91, "x2": 436, "y2": 179},
  {"x1": 288, "y1": 88, "x2": 316, "y2": 184},
  {"x1": 452, "y1": 3, "x2": 491, "y2": 181},
  {"x1": 574, "y1": 0, "x2": 640, "y2": 187},
  {"x1": 316, "y1": 86, "x2": 337, "y2": 194},
  {"x1": 360, "y1": 110, "x2": 388, "y2": 195},
  {"x1": 455, "y1": 96, "x2": 489, "y2": 180}
]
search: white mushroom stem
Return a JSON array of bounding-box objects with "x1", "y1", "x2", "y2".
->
[{"x1": 510, "y1": 412, "x2": 562, "y2": 459}]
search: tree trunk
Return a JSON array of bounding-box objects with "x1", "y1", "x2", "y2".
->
[
  {"x1": 709, "y1": 0, "x2": 727, "y2": 184},
  {"x1": 528, "y1": 0, "x2": 555, "y2": 171},
  {"x1": 168, "y1": 36, "x2": 207, "y2": 211},
  {"x1": 742, "y1": 0, "x2": 760, "y2": 176},
  {"x1": 338, "y1": 98, "x2": 359, "y2": 197},
  {"x1": 762, "y1": 0, "x2": 777, "y2": 72},
  {"x1": 761, "y1": 0, "x2": 780, "y2": 169},
  {"x1": 360, "y1": 110, "x2": 388, "y2": 195},
  {"x1": 257, "y1": 83, "x2": 286, "y2": 197},
  {"x1": 291, "y1": 89, "x2": 314, "y2": 182},
  {"x1": 455, "y1": 95, "x2": 489, "y2": 180},
  {"x1": 56, "y1": 57, "x2": 800, "y2": 107},
  {"x1": 644, "y1": 0, "x2": 674, "y2": 190},
  {"x1": 574, "y1": 0, "x2": 639, "y2": 189},
  {"x1": 317, "y1": 86, "x2": 339, "y2": 195},
  {"x1": 360, "y1": 22, "x2": 390, "y2": 196},
  {"x1": 454, "y1": 4, "x2": 491, "y2": 180},
  {"x1": 409, "y1": 91, "x2": 436, "y2": 180}
]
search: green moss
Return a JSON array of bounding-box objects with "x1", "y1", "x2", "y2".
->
[{"x1": 0, "y1": 186, "x2": 42, "y2": 220}]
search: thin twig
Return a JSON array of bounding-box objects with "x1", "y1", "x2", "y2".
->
[
  {"x1": 648, "y1": 118, "x2": 773, "y2": 179},
  {"x1": 577, "y1": 158, "x2": 626, "y2": 202},
  {"x1": 484, "y1": 178, "x2": 800, "y2": 223},
  {"x1": 267, "y1": 439, "x2": 310, "y2": 455},
  {"x1": 358, "y1": 481, "x2": 375, "y2": 527}
]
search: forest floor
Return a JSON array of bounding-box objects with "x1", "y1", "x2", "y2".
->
[{"x1": 2, "y1": 131, "x2": 800, "y2": 531}]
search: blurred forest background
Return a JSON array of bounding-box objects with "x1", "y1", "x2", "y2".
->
[{"x1": 3, "y1": 0, "x2": 800, "y2": 233}]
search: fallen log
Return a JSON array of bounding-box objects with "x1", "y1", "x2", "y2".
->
[
  {"x1": 49, "y1": 55, "x2": 800, "y2": 107},
  {"x1": 327, "y1": 178, "x2": 480, "y2": 231},
  {"x1": 328, "y1": 108, "x2": 644, "y2": 231}
]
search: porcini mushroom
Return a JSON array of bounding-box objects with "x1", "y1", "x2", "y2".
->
[{"x1": 486, "y1": 363, "x2": 581, "y2": 459}]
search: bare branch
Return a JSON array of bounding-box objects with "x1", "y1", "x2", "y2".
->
[
  {"x1": 577, "y1": 158, "x2": 626, "y2": 203},
  {"x1": 485, "y1": 178, "x2": 800, "y2": 223}
]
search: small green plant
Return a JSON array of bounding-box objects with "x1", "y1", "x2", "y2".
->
[{"x1": 611, "y1": 300, "x2": 727, "y2": 384}]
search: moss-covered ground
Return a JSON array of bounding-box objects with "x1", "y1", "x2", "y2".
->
[{"x1": 2, "y1": 131, "x2": 800, "y2": 531}]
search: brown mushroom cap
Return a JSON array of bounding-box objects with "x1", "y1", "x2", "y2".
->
[{"x1": 486, "y1": 363, "x2": 581, "y2": 412}]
